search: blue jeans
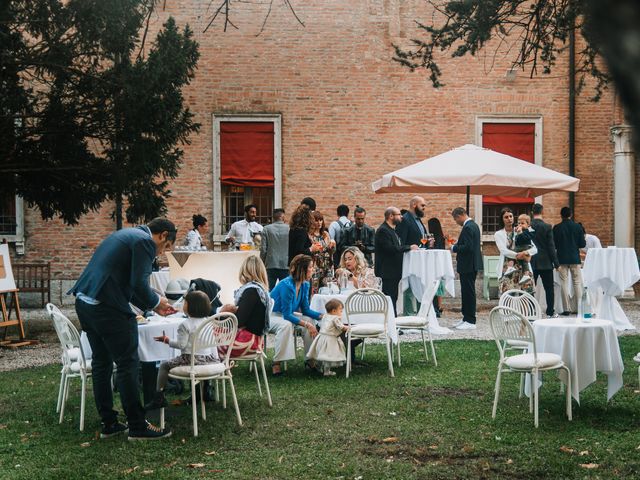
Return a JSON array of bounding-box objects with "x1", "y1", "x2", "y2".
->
[{"x1": 75, "y1": 299, "x2": 146, "y2": 430}]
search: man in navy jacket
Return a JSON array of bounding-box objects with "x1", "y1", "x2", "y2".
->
[
  {"x1": 451, "y1": 207, "x2": 483, "y2": 330},
  {"x1": 69, "y1": 218, "x2": 176, "y2": 440},
  {"x1": 553, "y1": 207, "x2": 586, "y2": 314}
]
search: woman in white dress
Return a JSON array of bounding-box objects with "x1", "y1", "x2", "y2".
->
[
  {"x1": 494, "y1": 207, "x2": 538, "y2": 294},
  {"x1": 306, "y1": 299, "x2": 349, "y2": 376},
  {"x1": 184, "y1": 214, "x2": 208, "y2": 249}
]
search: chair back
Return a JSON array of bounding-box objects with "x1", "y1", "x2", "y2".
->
[
  {"x1": 344, "y1": 288, "x2": 388, "y2": 327},
  {"x1": 498, "y1": 289, "x2": 541, "y2": 322},
  {"x1": 192, "y1": 312, "x2": 238, "y2": 367},
  {"x1": 416, "y1": 280, "x2": 440, "y2": 319},
  {"x1": 46, "y1": 303, "x2": 88, "y2": 369},
  {"x1": 489, "y1": 306, "x2": 536, "y2": 361}
]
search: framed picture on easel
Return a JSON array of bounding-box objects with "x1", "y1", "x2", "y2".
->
[{"x1": 0, "y1": 244, "x2": 17, "y2": 292}]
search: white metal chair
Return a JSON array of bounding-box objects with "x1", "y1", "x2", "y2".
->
[
  {"x1": 232, "y1": 337, "x2": 273, "y2": 407},
  {"x1": 394, "y1": 280, "x2": 439, "y2": 367},
  {"x1": 160, "y1": 312, "x2": 242, "y2": 437},
  {"x1": 489, "y1": 306, "x2": 572, "y2": 428},
  {"x1": 46, "y1": 304, "x2": 92, "y2": 431},
  {"x1": 499, "y1": 289, "x2": 543, "y2": 396},
  {"x1": 344, "y1": 288, "x2": 394, "y2": 378}
]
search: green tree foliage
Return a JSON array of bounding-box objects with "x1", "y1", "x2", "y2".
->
[
  {"x1": 0, "y1": 0, "x2": 200, "y2": 226},
  {"x1": 393, "y1": 0, "x2": 640, "y2": 151}
]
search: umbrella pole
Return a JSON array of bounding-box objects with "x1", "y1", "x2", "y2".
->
[{"x1": 466, "y1": 186, "x2": 470, "y2": 213}]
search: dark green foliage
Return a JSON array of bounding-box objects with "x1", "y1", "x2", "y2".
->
[{"x1": 0, "y1": 1, "x2": 199, "y2": 226}]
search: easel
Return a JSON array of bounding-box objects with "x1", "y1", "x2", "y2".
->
[
  {"x1": 0, "y1": 288, "x2": 37, "y2": 348},
  {"x1": 0, "y1": 242, "x2": 38, "y2": 348}
]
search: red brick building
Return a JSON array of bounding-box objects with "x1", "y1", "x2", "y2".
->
[{"x1": 1, "y1": 1, "x2": 636, "y2": 301}]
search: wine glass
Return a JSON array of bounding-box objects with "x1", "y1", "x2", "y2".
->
[{"x1": 420, "y1": 233, "x2": 429, "y2": 249}]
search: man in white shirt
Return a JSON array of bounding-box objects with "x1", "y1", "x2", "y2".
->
[
  {"x1": 225, "y1": 204, "x2": 263, "y2": 244},
  {"x1": 328, "y1": 204, "x2": 351, "y2": 266},
  {"x1": 578, "y1": 223, "x2": 602, "y2": 260}
]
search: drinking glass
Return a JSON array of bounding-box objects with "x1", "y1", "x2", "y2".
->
[{"x1": 420, "y1": 233, "x2": 429, "y2": 249}]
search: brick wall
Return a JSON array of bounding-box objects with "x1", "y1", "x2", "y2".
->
[{"x1": 9, "y1": 0, "x2": 630, "y2": 280}]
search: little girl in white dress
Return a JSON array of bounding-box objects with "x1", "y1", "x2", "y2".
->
[{"x1": 306, "y1": 299, "x2": 349, "y2": 376}]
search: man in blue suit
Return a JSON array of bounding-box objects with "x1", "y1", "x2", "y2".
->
[{"x1": 69, "y1": 218, "x2": 177, "y2": 440}]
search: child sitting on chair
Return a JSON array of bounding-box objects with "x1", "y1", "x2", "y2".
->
[
  {"x1": 306, "y1": 299, "x2": 349, "y2": 377},
  {"x1": 145, "y1": 290, "x2": 219, "y2": 410},
  {"x1": 504, "y1": 214, "x2": 535, "y2": 285}
]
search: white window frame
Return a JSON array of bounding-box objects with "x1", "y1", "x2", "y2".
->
[
  {"x1": 474, "y1": 115, "x2": 543, "y2": 242},
  {"x1": 212, "y1": 114, "x2": 282, "y2": 240},
  {"x1": 1, "y1": 196, "x2": 25, "y2": 255}
]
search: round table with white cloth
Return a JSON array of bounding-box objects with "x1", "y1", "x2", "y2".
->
[
  {"x1": 150, "y1": 268, "x2": 171, "y2": 294},
  {"x1": 80, "y1": 314, "x2": 184, "y2": 363},
  {"x1": 401, "y1": 249, "x2": 455, "y2": 334},
  {"x1": 582, "y1": 247, "x2": 639, "y2": 331},
  {"x1": 526, "y1": 318, "x2": 624, "y2": 404},
  {"x1": 310, "y1": 293, "x2": 398, "y2": 344}
]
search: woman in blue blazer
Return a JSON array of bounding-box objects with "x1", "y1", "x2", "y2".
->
[{"x1": 269, "y1": 254, "x2": 323, "y2": 375}]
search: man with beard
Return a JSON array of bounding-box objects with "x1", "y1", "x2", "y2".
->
[
  {"x1": 396, "y1": 196, "x2": 433, "y2": 314},
  {"x1": 374, "y1": 207, "x2": 419, "y2": 315},
  {"x1": 225, "y1": 204, "x2": 264, "y2": 246},
  {"x1": 341, "y1": 206, "x2": 375, "y2": 266}
]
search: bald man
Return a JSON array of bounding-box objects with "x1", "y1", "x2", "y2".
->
[
  {"x1": 374, "y1": 207, "x2": 419, "y2": 315},
  {"x1": 395, "y1": 196, "x2": 432, "y2": 315}
]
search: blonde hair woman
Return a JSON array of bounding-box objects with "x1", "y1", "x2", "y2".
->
[
  {"x1": 335, "y1": 247, "x2": 376, "y2": 289},
  {"x1": 219, "y1": 255, "x2": 272, "y2": 357}
]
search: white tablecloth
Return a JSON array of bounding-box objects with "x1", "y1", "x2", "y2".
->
[
  {"x1": 150, "y1": 269, "x2": 171, "y2": 294},
  {"x1": 526, "y1": 318, "x2": 624, "y2": 403},
  {"x1": 310, "y1": 293, "x2": 397, "y2": 344},
  {"x1": 166, "y1": 250, "x2": 258, "y2": 305},
  {"x1": 80, "y1": 314, "x2": 184, "y2": 363},
  {"x1": 582, "y1": 247, "x2": 639, "y2": 331},
  {"x1": 401, "y1": 249, "x2": 455, "y2": 334}
]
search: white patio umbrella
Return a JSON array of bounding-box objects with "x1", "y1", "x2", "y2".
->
[{"x1": 371, "y1": 144, "x2": 580, "y2": 211}]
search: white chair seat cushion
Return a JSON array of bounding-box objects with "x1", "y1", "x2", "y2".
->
[
  {"x1": 504, "y1": 353, "x2": 563, "y2": 370},
  {"x1": 394, "y1": 316, "x2": 427, "y2": 328},
  {"x1": 350, "y1": 323, "x2": 385, "y2": 336},
  {"x1": 70, "y1": 359, "x2": 91, "y2": 373},
  {"x1": 170, "y1": 362, "x2": 226, "y2": 377},
  {"x1": 506, "y1": 339, "x2": 529, "y2": 348}
]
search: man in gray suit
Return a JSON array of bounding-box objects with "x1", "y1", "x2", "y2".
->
[
  {"x1": 261, "y1": 208, "x2": 290, "y2": 290},
  {"x1": 530, "y1": 203, "x2": 559, "y2": 317},
  {"x1": 69, "y1": 218, "x2": 176, "y2": 440}
]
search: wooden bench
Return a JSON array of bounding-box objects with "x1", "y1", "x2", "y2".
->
[{"x1": 13, "y1": 262, "x2": 51, "y2": 307}]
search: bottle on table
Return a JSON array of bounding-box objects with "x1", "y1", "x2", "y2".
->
[{"x1": 581, "y1": 287, "x2": 592, "y2": 322}]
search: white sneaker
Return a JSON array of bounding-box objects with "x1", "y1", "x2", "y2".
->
[
  {"x1": 453, "y1": 319, "x2": 465, "y2": 328},
  {"x1": 456, "y1": 321, "x2": 477, "y2": 330},
  {"x1": 503, "y1": 266, "x2": 517, "y2": 277},
  {"x1": 633, "y1": 353, "x2": 640, "y2": 363},
  {"x1": 519, "y1": 275, "x2": 531, "y2": 285}
]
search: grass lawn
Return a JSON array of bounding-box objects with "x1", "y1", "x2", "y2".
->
[{"x1": 1, "y1": 337, "x2": 639, "y2": 479}]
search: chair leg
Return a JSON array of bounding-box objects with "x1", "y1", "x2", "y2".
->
[
  {"x1": 80, "y1": 374, "x2": 87, "y2": 431},
  {"x1": 160, "y1": 408, "x2": 165, "y2": 429},
  {"x1": 191, "y1": 380, "x2": 198, "y2": 437},
  {"x1": 59, "y1": 375, "x2": 70, "y2": 424},
  {"x1": 533, "y1": 369, "x2": 539, "y2": 428},
  {"x1": 56, "y1": 370, "x2": 66, "y2": 413},
  {"x1": 396, "y1": 331, "x2": 402, "y2": 367},
  {"x1": 529, "y1": 373, "x2": 534, "y2": 413},
  {"x1": 519, "y1": 373, "x2": 525, "y2": 399},
  {"x1": 492, "y1": 366, "x2": 503, "y2": 419},
  {"x1": 360, "y1": 340, "x2": 366, "y2": 360},
  {"x1": 227, "y1": 376, "x2": 243, "y2": 426},
  {"x1": 222, "y1": 378, "x2": 227, "y2": 409},
  {"x1": 259, "y1": 354, "x2": 273, "y2": 407},
  {"x1": 420, "y1": 329, "x2": 428, "y2": 362},
  {"x1": 253, "y1": 360, "x2": 263, "y2": 397},
  {"x1": 563, "y1": 366, "x2": 572, "y2": 421},
  {"x1": 428, "y1": 331, "x2": 437, "y2": 367},
  {"x1": 214, "y1": 379, "x2": 220, "y2": 403},
  {"x1": 200, "y1": 382, "x2": 206, "y2": 421},
  {"x1": 346, "y1": 334, "x2": 352, "y2": 379},
  {"x1": 386, "y1": 338, "x2": 395, "y2": 377}
]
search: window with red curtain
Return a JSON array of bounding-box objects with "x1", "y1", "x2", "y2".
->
[
  {"x1": 220, "y1": 122, "x2": 274, "y2": 187},
  {"x1": 482, "y1": 123, "x2": 535, "y2": 205}
]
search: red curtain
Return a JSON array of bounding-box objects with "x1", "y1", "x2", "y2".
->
[
  {"x1": 220, "y1": 122, "x2": 274, "y2": 187},
  {"x1": 482, "y1": 123, "x2": 535, "y2": 205}
]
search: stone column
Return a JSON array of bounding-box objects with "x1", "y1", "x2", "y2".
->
[{"x1": 610, "y1": 125, "x2": 635, "y2": 248}]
